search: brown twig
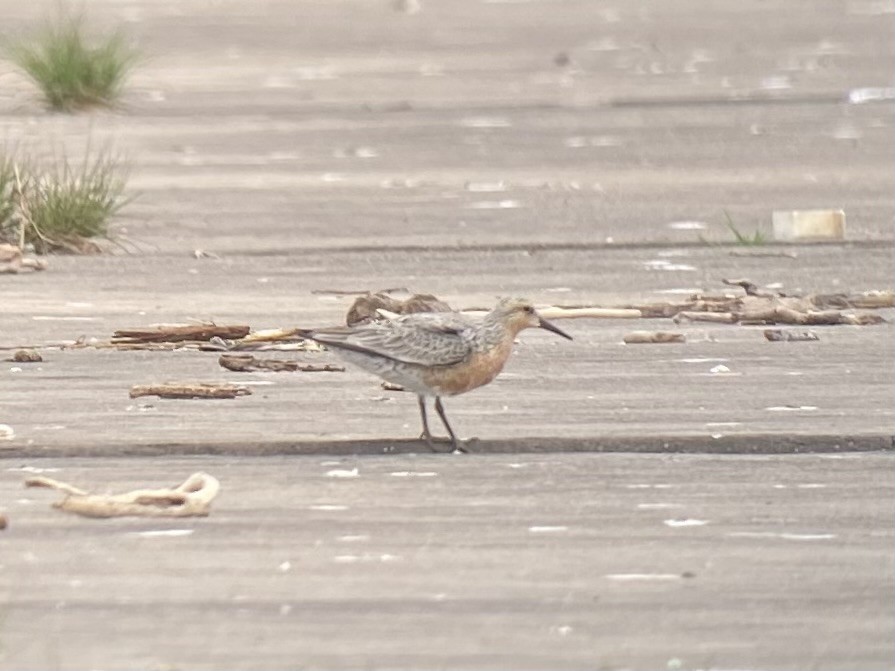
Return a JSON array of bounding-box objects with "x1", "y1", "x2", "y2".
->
[
  {"x1": 113, "y1": 324, "x2": 251, "y2": 344},
  {"x1": 218, "y1": 353, "x2": 345, "y2": 373},
  {"x1": 129, "y1": 383, "x2": 252, "y2": 399}
]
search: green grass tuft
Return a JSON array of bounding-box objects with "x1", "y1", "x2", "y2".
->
[
  {"x1": 0, "y1": 148, "x2": 130, "y2": 253},
  {"x1": 9, "y1": 14, "x2": 138, "y2": 111},
  {"x1": 722, "y1": 210, "x2": 766, "y2": 246}
]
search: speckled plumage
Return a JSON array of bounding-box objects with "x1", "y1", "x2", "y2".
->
[{"x1": 299, "y1": 298, "x2": 572, "y2": 452}]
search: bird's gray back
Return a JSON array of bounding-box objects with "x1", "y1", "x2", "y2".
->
[{"x1": 312, "y1": 311, "x2": 477, "y2": 367}]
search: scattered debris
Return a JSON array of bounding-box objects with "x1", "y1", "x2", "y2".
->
[
  {"x1": 6, "y1": 349, "x2": 42, "y2": 362},
  {"x1": 347, "y1": 293, "x2": 453, "y2": 326},
  {"x1": 674, "y1": 312, "x2": 738, "y2": 324},
  {"x1": 0, "y1": 424, "x2": 14, "y2": 441},
  {"x1": 618, "y1": 282, "x2": 891, "y2": 323},
  {"x1": 722, "y1": 278, "x2": 777, "y2": 297},
  {"x1": 623, "y1": 331, "x2": 685, "y2": 344},
  {"x1": 228, "y1": 328, "x2": 324, "y2": 350},
  {"x1": 218, "y1": 353, "x2": 344, "y2": 373},
  {"x1": 812, "y1": 290, "x2": 894, "y2": 310},
  {"x1": 659, "y1": 281, "x2": 890, "y2": 326},
  {"x1": 0, "y1": 513, "x2": 7, "y2": 529},
  {"x1": 128, "y1": 382, "x2": 252, "y2": 400},
  {"x1": 24, "y1": 472, "x2": 220, "y2": 518},
  {"x1": 381, "y1": 381, "x2": 406, "y2": 392},
  {"x1": 192, "y1": 249, "x2": 221, "y2": 260},
  {"x1": 764, "y1": 329, "x2": 820, "y2": 342},
  {"x1": 113, "y1": 323, "x2": 250, "y2": 345},
  {"x1": 0, "y1": 243, "x2": 48, "y2": 273}
]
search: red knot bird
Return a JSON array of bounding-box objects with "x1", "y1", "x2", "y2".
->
[{"x1": 298, "y1": 297, "x2": 572, "y2": 452}]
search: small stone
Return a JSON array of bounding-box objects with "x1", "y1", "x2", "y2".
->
[{"x1": 9, "y1": 349, "x2": 42, "y2": 363}]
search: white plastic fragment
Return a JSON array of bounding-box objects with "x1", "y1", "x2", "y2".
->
[
  {"x1": 664, "y1": 519, "x2": 708, "y2": 527},
  {"x1": 727, "y1": 531, "x2": 836, "y2": 541},
  {"x1": 848, "y1": 87, "x2": 895, "y2": 103},
  {"x1": 605, "y1": 573, "x2": 681, "y2": 581},
  {"x1": 667, "y1": 221, "x2": 707, "y2": 230},
  {"x1": 334, "y1": 553, "x2": 402, "y2": 563},
  {"x1": 765, "y1": 405, "x2": 818, "y2": 412},
  {"x1": 466, "y1": 200, "x2": 522, "y2": 210},
  {"x1": 325, "y1": 468, "x2": 359, "y2": 478},
  {"x1": 129, "y1": 529, "x2": 194, "y2": 538},
  {"x1": 459, "y1": 117, "x2": 511, "y2": 128},
  {"x1": 772, "y1": 210, "x2": 845, "y2": 241}
]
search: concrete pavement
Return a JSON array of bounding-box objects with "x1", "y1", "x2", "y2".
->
[
  {"x1": 1, "y1": 453, "x2": 893, "y2": 670},
  {"x1": 0, "y1": 0, "x2": 893, "y2": 668}
]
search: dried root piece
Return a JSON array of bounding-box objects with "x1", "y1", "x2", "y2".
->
[
  {"x1": 129, "y1": 382, "x2": 251, "y2": 399},
  {"x1": 381, "y1": 381, "x2": 406, "y2": 392},
  {"x1": 113, "y1": 324, "x2": 251, "y2": 344},
  {"x1": 739, "y1": 306, "x2": 882, "y2": 326},
  {"x1": 674, "y1": 312, "x2": 738, "y2": 324},
  {"x1": 623, "y1": 331, "x2": 686, "y2": 344},
  {"x1": 347, "y1": 292, "x2": 453, "y2": 326},
  {"x1": 226, "y1": 328, "x2": 325, "y2": 351},
  {"x1": 25, "y1": 472, "x2": 220, "y2": 518},
  {"x1": 218, "y1": 353, "x2": 344, "y2": 373},
  {"x1": 764, "y1": 329, "x2": 820, "y2": 342},
  {"x1": 539, "y1": 307, "x2": 641, "y2": 320},
  {"x1": 810, "y1": 290, "x2": 895, "y2": 310}
]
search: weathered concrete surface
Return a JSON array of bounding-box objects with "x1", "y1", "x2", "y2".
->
[
  {"x1": 0, "y1": 0, "x2": 892, "y2": 254},
  {"x1": 3, "y1": 245, "x2": 893, "y2": 455},
  {"x1": 1, "y1": 453, "x2": 893, "y2": 670},
  {"x1": 0, "y1": 1, "x2": 893, "y2": 669}
]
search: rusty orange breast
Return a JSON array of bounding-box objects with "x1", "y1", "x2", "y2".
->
[{"x1": 421, "y1": 337, "x2": 514, "y2": 396}]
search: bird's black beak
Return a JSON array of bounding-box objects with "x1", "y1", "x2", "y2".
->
[{"x1": 538, "y1": 317, "x2": 573, "y2": 340}]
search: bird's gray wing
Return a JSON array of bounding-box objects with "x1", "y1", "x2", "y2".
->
[{"x1": 303, "y1": 313, "x2": 474, "y2": 366}]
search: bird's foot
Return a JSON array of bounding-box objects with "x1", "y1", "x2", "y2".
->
[{"x1": 419, "y1": 431, "x2": 462, "y2": 454}]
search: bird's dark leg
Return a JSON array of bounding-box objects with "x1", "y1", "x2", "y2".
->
[
  {"x1": 435, "y1": 397, "x2": 466, "y2": 453},
  {"x1": 417, "y1": 395, "x2": 438, "y2": 452}
]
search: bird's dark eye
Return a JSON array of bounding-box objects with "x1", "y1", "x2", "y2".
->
[{"x1": 523, "y1": 305, "x2": 535, "y2": 314}]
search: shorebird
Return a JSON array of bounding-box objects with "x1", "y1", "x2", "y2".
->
[{"x1": 298, "y1": 297, "x2": 572, "y2": 452}]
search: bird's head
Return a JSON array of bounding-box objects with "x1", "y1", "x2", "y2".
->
[{"x1": 493, "y1": 298, "x2": 573, "y2": 340}]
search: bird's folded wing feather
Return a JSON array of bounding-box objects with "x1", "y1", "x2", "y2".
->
[{"x1": 306, "y1": 314, "x2": 474, "y2": 366}]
